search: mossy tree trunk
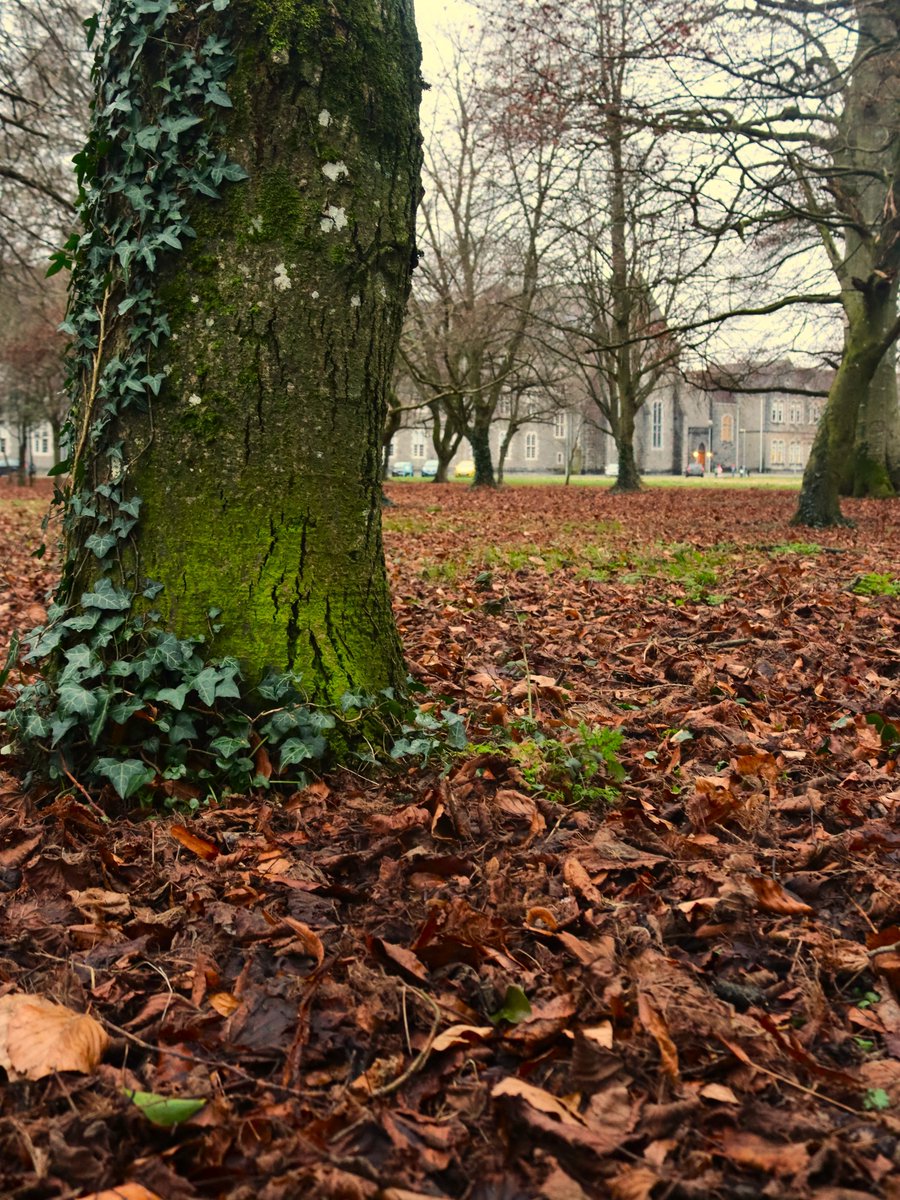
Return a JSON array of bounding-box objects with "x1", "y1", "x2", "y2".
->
[
  {"x1": 469, "y1": 413, "x2": 496, "y2": 488},
  {"x1": 70, "y1": 0, "x2": 422, "y2": 702},
  {"x1": 793, "y1": 289, "x2": 898, "y2": 526},
  {"x1": 850, "y1": 346, "x2": 900, "y2": 496},
  {"x1": 795, "y1": 0, "x2": 900, "y2": 522}
]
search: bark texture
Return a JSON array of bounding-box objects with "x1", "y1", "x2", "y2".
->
[{"x1": 92, "y1": 1, "x2": 422, "y2": 699}]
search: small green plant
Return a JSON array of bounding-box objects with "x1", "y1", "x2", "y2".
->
[
  {"x1": 851, "y1": 572, "x2": 900, "y2": 597},
  {"x1": 507, "y1": 721, "x2": 626, "y2": 809},
  {"x1": 864, "y1": 1088, "x2": 891, "y2": 1111},
  {"x1": 769, "y1": 541, "x2": 822, "y2": 556}
]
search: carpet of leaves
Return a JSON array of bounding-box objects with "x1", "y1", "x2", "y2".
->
[{"x1": 0, "y1": 479, "x2": 899, "y2": 1200}]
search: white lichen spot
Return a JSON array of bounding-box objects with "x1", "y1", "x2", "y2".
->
[
  {"x1": 274, "y1": 262, "x2": 292, "y2": 291},
  {"x1": 377, "y1": 282, "x2": 387, "y2": 299},
  {"x1": 350, "y1": 294, "x2": 361, "y2": 308},
  {"x1": 206, "y1": 317, "x2": 214, "y2": 327},
  {"x1": 321, "y1": 160, "x2": 348, "y2": 182},
  {"x1": 190, "y1": 293, "x2": 200, "y2": 304},
  {"x1": 188, "y1": 393, "x2": 202, "y2": 406},
  {"x1": 250, "y1": 214, "x2": 263, "y2": 233},
  {"x1": 320, "y1": 205, "x2": 348, "y2": 233},
  {"x1": 318, "y1": 108, "x2": 332, "y2": 127},
  {"x1": 311, "y1": 290, "x2": 320, "y2": 299}
]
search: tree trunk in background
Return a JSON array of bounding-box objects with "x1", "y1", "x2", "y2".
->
[
  {"x1": 469, "y1": 416, "x2": 496, "y2": 487},
  {"x1": 794, "y1": 296, "x2": 896, "y2": 526},
  {"x1": 851, "y1": 345, "x2": 900, "y2": 496},
  {"x1": 65, "y1": 0, "x2": 421, "y2": 702}
]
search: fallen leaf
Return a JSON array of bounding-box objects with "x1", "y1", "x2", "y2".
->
[
  {"x1": 637, "y1": 993, "x2": 679, "y2": 1083},
  {"x1": 281, "y1": 916, "x2": 325, "y2": 966},
  {"x1": 0, "y1": 993, "x2": 108, "y2": 1080},
  {"x1": 170, "y1": 824, "x2": 219, "y2": 861},
  {"x1": 431, "y1": 1024, "x2": 494, "y2": 1054},
  {"x1": 208, "y1": 991, "x2": 241, "y2": 1017},
  {"x1": 78, "y1": 1187, "x2": 165, "y2": 1200},
  {"x1": 746, "y1": 875, "x2": 814, "y2": 916},
  {"x1": 718, "y1": 1128, "x2": 809, "y2": 1176},
  {"x1": 700, "y1": 1082, "x2": 739, "y2": 1104}
]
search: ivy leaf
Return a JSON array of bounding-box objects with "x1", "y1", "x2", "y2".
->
[
  {"x1": 191, "y1": 666, "x2": 221, "y2": 706},
  {"x1": 210, "y1": 735, "x2": 250, "y2": 760},
  {"x1": 155, "y1": 683, "x2": 190, "y2": 711},
  {"x1": 160, "y1": 114, "x2": 202, "y2": 136},
  {"x1": 50, "y1": 714, "x2": 78, "y2": 747},
  {"x1": 206, "y1": 83, "x2": 232, "y2": 107},
  {"x1": 81, "y1": 579, "x2": 132, "y2": 611},
  {"x1": 85, "y1": 532, "x2": 118, "y2": 559},
  {"x1": 95, "y1": 758, "x2": 156, "y2": 800},
  {"x1": 58, "y1": 684, "x2": 98, "y2": 719},
  {"x1": 278, "y1": 737, "x2": 316, "y2": 769}
]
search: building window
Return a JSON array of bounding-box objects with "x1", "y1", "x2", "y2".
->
[
  {"x1": 33, "y1": 433, "x2": 40, "y2": 452},
  {"x1": 41, "y1": 432, "x2": 48, "y2": 454},
  {"x1": 525, "y1": 431, "x2": 538, "y2": 461},
  {"x1": 808, "y1": 402, "x2": 822, "y2": 423},
  {"x1": 0, "y1": 437, "x2": 5, "y2": 454},
  {"x1": 720, "y1": 412, "x2": 734, "y2": 443},
  {"x1": 389, "y1": 440, "x2": 396, "y2": 458},
  {"x1": 554, "y1": 412, "x2": 566, "y2": 439},
  {"x1": 651, "y1": 400, "x2": 663, "y2": 449},
  {"x1": 411, "y1": 439, "x2": 426, "y2": 458},
  {"x1": 789, "y1": 402, "x2": 802, "y2": 424},
  {"x1": 771, "y1": 439, "x2": 785, "y2": 465},
  {"x1": 556, "y1": 450, "x2": 564, "y2": 465},
  {"x1": 789, "y1": 440, "x2": 803, "y2": 465},
  {"x1": 771, "y1": 401, "x2": 784, "y2": 424},
  {"x1": 498, "y1": 395, "x2": 511, "y2": 418}
]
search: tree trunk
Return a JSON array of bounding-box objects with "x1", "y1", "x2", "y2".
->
[
  {"x1": 610, "y1": 401, "x2": 641, "y2": 492},
  {"x1": 793, "y1": 305, "x2": 894, "y2": 526},
  {"x1": 469, "y1": 417, "x2": 496, "y2": 487},
  {"x1": 851, "y1": 344, "x2": 900, "y2": 496},
  {"x1": 62, "y1": 0, "x2": 422, "y2": 702}
]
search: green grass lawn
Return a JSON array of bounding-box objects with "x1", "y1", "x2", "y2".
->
[{"x1": 390, "y1": 472, "x2": 804, "y2": 490}]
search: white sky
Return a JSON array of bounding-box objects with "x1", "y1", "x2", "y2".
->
[{"x1": 414, "y1": 0, "x2": 479, "y2": 84}]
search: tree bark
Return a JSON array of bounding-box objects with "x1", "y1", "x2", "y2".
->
[
  {"x1": 469, "y1": 415, "x2": 496, "y2": 487},
  {"x1": 793, "y1": 299, "x2": 896, "y2": 526},
  {"x1": 67, "y1": 0, "x2": 421, "y2": 702}
]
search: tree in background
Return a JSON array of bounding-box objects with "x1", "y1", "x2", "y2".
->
[
  {"x1": 0, "y1": 0, "x2": 88, "y2": 277},
  {"x1": 402, "y1": 44, "x2": 567, "y2": 487}
]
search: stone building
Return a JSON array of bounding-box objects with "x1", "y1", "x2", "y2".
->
[{"x1": 390, "y1": 360, "x2": 830, "y2": 477}]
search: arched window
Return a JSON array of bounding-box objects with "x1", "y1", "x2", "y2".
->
[{"x1": 720, "y1": 412, "x2": 734, "y2": 443}]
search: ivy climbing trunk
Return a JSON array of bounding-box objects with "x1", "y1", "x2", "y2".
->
[{"x1": 72, "y1": 0, "x2": 422, "y2": 702}]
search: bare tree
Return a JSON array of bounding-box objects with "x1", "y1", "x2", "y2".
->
[
  {"x1": 402, "y1": 42, "x2": 568, "y2": 487},
  {"x1": 0, "y1": 0, "x2": 90, "y2": 279}
]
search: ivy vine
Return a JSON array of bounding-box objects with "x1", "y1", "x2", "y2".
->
[{"x1": 3, "y1": 0, "x2": 424, "y2": 805}]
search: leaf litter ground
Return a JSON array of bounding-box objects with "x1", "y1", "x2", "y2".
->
[{"x1": 0, "y1": 480, "x2": 899, "y2": 1199}]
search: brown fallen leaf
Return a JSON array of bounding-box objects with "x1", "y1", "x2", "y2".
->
[
  {"x1": 281, "y1": 916, "x2": 325, "y2": 966},
  {"x1": 746, "y1": 874, "x2": 814, "y2": 916},
  {"x1": 493, "y1": 1076, "x2": 628, "y2": 1156},
  {"x1": 170, "y1": 823, "x2": 219, "y2": 861},
  {"x1": 68, "y1": 887, "x2": 132, "y2": 920},
  {"x1": 718, "y1": 1128, "x2": 809, "y2": 1176},
  {"x1": 78, "y1": 1187, "x2": 165, "y2": 1200},
  {"x1": 369, "y1": 936, "x2": 429, "y2": 982},
  {"x1": 431, "y1": 1024, "x2": 494, "y2": 1054},
  {"x1": 637, "y1": 992, "x2": 679, "y2": 1083},
  {"x1": 609, "y1": 1166, "x2": 661, "y2": 1200},
  {"x1": 0, "y1": 993, "x2": 108, "y2": 1081},
  {"x1": 208, "y1": 991, "x2": 241, "y2": 1017}
]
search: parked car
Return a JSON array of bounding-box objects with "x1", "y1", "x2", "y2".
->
[
  {"x1": 391, "y1": 460, "x2": 414, "y2": 477},
  {"x1": 421, "y1": 459, "x2": 439, "y2": 477},
  {"x1": 454, "y1": 459, "x2": 475, "y2": 478},
  {"x1": 684, "y1": 462, "x2": 705, "y2": 477}
]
